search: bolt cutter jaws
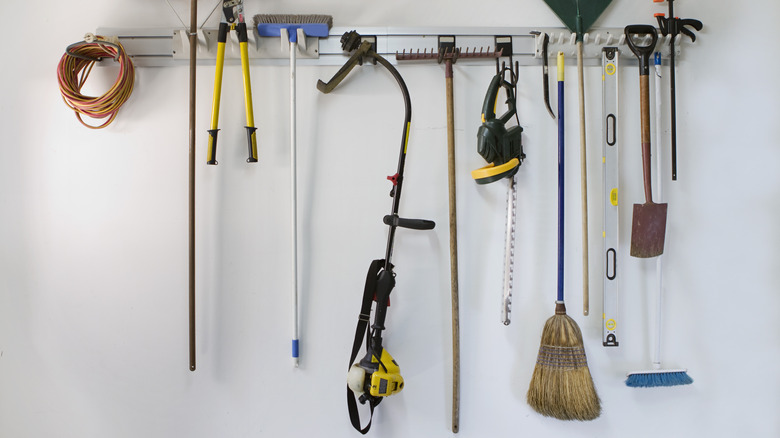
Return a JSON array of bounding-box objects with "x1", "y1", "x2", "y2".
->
[{"x1": 222, "y1": 0, "x2": 245, "y2": 25}]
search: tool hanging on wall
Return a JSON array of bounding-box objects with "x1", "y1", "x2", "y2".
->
[
  {"x1": 206, "y1": 0, "x2": 258, "y2": 165},
  {"x1": 626, "y1": 25, "x2": 667, "y2": 259},
  {"x1": 255, "y1": 12, "x2": 333, "y2": 368},
  {"x1": 396, "y1": 38, "x2": 500, "y2": 433},
  {"x1": 318, "y1": 31, "x2": 436, "y2": 435},
  {"x1": 527, "y1": 52, "x2": 600, "y2": 421},
  {"x1": 187, "y1": 0, "x2": 197, "y2": 372},
  {"x1": 529, "y1": 31, "x2": 556, "y2": 120},
  {"x1": 57, "y1": 33, "x2": 135, "y2": 129},
  {"x1": 471, "y1": 41, "x2": 524, "y2": 327},
  {"x1": 653, "y1": 0, "x2": 702, "y2": 181},
  {"x1": 625, "y1": 52, "x2": 692, "y2": 388},
  {"x1": 601, "y1": 47, "x2": 619, "y2": 347},
  {"x1": 542, "y1": 0, "x2": 613, "y2": 316}
]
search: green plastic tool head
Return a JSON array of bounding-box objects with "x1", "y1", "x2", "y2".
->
[{"x1": 543, "y1": 0, "x2": 614, "y2": 40}]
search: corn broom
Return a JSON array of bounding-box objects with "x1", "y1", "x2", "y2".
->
[{"x1": 526, "y1": 52, "x2": 600, "y2": 421}]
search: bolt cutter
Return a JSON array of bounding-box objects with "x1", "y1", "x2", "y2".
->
[{"x1": 206, "y1": 0, "x2": 258, "y2": 165}]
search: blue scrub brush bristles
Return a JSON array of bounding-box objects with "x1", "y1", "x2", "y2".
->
[
  {"x1": 626, "y1": 368, "x2": 693, "y2": 388},
  {"x1": 254, "y1": 14, "x2": 333, "y2": 42}
]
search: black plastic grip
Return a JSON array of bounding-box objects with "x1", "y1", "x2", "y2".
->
[
  {"x1": 383, "y1": 215, "x2": 436, "y2": 230},
  {"x1": 217, "y1": 22, "x2": 229, "y2": 43},
  {"x1": 237, "y1": 23, "x2": 248, "y2": 43},
  {"x1": 245, "y1": 126, "x2": 258, "y2": 163},
  {"x1": 624, "y1": 25, "x2": 658, "y2": 75},
  {"x1": 207, "y1": 129, "x2": 219, "y2": 165}
]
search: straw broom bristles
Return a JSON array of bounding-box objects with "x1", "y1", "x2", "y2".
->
[{"x1": 527, "y1": 301, "x2": 601, "y2": 421}]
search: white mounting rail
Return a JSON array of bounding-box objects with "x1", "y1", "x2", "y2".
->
[{"x1": 93, "y1": 26, "x2": 687, "y2": 68}]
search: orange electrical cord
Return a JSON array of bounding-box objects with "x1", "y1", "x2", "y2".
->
[{"x1": 57, "y1": 36, "x2": 135, "y2": 129}]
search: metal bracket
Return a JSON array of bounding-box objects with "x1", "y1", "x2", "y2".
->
[
  {"x1": 359, "y1": 35, "x2": 377, "y2": 65},
  {"x1": 94, "y1": 26, "x2": 694, "y2": 68},
  {"x1": 531, "y1": 27, "x2": 680, "y2": 65},
  {"x1": 437, "y1": 35, "x2": 456, "y2": 61}
]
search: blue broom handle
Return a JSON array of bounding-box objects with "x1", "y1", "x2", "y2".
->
[{"x1": 557, "y1": 52, "x2": 565, "y2": 303}]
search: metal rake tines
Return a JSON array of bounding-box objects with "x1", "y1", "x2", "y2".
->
[{"x1": 395, "y1": 47, "x2": 502, "y2": 63}]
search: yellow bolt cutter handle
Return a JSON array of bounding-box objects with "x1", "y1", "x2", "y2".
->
[
  {"x1": 237, "y1": 22, "x2": 258, "y2": 163},
  {"x1": 206, "y1": 21, "x2": 258, "y2": 164},
  {"x1": 206, "y1": 22, "x2": 228, "y2": 165}
]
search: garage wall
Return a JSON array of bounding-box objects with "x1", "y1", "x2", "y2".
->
[{"x1": 1, "y1": 1, "x2": 778, "y2": 437}]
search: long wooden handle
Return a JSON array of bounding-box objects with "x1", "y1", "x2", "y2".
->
[
  {"x1": 640, "y1": 74, "x2": 654, "y2": 203},
  {"x1": 577, "y1": 42, "x2": 589, "y2": 316},
  {"x1": 445, "y1": 61, "x2": 460, "y2": 434}
]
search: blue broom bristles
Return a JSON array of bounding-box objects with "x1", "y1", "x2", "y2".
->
[{"x1": 625, "y1": 370, "x2": 693, "y2": 388}]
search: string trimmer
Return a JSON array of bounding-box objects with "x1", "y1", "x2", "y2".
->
[{"x1": 318, "y1": 31, "x2": 436, "y2": 435}]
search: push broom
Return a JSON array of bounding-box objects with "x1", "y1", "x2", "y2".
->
[
  {"x1": 625, "y1": 52, "x2": 692, "y2": 388},
  {"x1": 526, "y1": 52, "x2": 600, "y2": 421},
  {"x1": 254, "y1": 13, "x2": 333, "y2": 367}
]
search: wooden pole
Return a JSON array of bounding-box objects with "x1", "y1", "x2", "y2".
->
[
  {"x1": 445, "y1": 59, "x2": 460, "y2": 434},
  {"x1": 188, "y1": 0, "x2": 197, "y2": 372}
]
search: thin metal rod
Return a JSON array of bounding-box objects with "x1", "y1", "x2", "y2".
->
[
  {"x1": 200, "y1": 0, "x2": 223, "y2": 29},
  {"x1": 290, "y1": 40, "x2": 300, "y2": 368},
  {"x1": 669, "y1": 0, "x2": 678, "y2": 181},
  {"x1": 654, "y1": 52, "x2": 664, "y2": 367},
  {"x1": 164, "y1": 0, "x2": 189, "y2": 30},
  {"x1": 188, "y1": 0, "x2": 197, "y2": 372}
]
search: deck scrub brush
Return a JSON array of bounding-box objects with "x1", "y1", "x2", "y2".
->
[
  {"x1": 254, "y1": 13, "x2": 332, "y2": 367},
  {"x1": 625, "y1": 52, "x2": 692, "y2": 389}
]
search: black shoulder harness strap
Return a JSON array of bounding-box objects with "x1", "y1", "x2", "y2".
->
[{"x1": 347, "y1": 259, "x2": 386, "y2": 434}]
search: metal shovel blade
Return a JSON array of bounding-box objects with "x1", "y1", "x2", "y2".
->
[{"x1": 630, "y1": 202, "x2": 667, "y2": 258}]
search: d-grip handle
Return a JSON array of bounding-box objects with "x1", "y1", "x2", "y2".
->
[
  {"x1": 625, "y1": 25, "x2": 659, "y2": 75},
  {"x1": 383, "y1": 214, "x2": 436, "y2": 230},
  {"x1": 480, "y1": 74, "x2": 517, "y2": 125}
]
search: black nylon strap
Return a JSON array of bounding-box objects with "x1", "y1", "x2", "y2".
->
[{"x1": 347, "y1": 259, "x2": 385, "y2": 434}]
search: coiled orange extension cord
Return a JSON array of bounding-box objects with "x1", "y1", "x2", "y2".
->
[{"x1": 57, "y1": 35, "x2": 135, "y2": 129}]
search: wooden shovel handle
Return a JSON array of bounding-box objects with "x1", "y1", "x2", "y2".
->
[{"x1": 640, "y1": 75, "x2": 654, "y2": 203}]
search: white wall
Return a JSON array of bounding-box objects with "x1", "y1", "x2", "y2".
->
[{"x1": 2, "y1": 1, "x2": 779, "y2": 437}]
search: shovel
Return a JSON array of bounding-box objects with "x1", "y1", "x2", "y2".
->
[{"x1": 625, "y1": 25, "x2": 666, "y2": 258}]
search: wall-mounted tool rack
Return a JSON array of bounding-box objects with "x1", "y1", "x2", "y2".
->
[{"x1": 94, "y1": 26, "x2": 689, "y2": 68}]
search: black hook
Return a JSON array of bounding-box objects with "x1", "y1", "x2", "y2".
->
[{"x1": 65, "y1": 40, "x2": 122, "y2": 62}]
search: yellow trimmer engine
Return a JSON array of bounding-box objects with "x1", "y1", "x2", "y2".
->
[{"x1": 348, "y1": 348, "x2": 404, "y2": 398}]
